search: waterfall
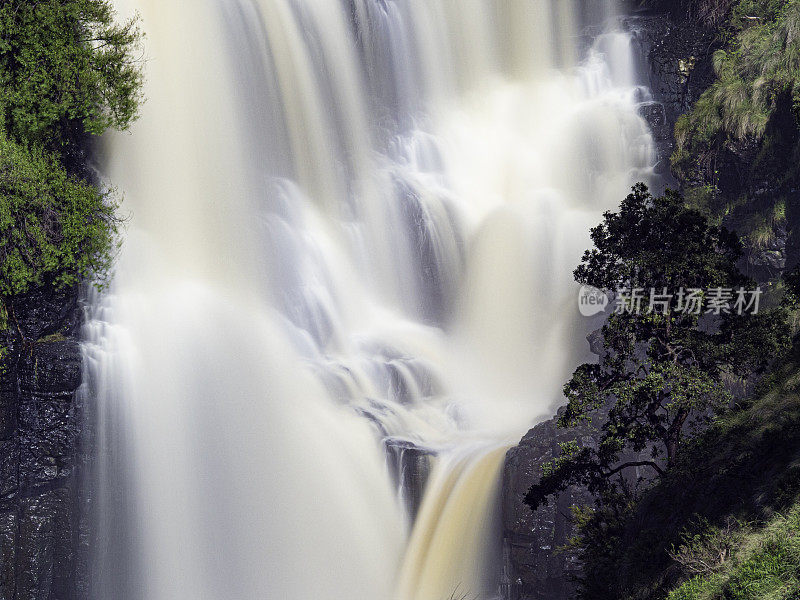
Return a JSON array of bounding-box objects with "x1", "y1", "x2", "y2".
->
[{"x1": 82, "y1": 1, "x2": 656, "y2": 599}]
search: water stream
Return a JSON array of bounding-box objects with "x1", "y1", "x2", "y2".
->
[{"x1": 81, "y1": 1, "x2": 656, "y2": 598}]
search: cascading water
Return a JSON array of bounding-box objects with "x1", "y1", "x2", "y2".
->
[{"x1": 81, "y1": 1, "x2": 657, "y2": 599}]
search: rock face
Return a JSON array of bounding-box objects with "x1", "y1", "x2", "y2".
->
[
  {"x1": 384, "y1": 438, "x2": 434, "y2": 520},
  {"x1": 629, "y1": 10, "x2": 717, "y2": 171},
  {"x1": 0, "y1": 286, "x2": 88, "y2": 600},
  {"x1": 500, "y1": 6, "x2": 717, "y2": 599},
  {"x1": 501, "y1": 412, "x2": 595, "y2": 600}
]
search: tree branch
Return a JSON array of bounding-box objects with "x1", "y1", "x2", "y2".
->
[{"x1": 602, "y1": 460, "x2": 665, "y2": 478}]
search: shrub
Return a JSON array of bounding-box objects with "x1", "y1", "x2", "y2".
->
[
  {"x1": 0, "y1": 0, "x2": 143, "y2": 152},
  {"x1": 668, "y1": 503, "x2": 800, "y2": 599},
  {"x1": 0, "y1": 131, "x2": 119, "y2": 317},
  {"x1": 668, "y1": 517, "x2": 750, "y2": 577},
  {"x1": 0, "y1": 0, "x2": 143, "y2": 332}
]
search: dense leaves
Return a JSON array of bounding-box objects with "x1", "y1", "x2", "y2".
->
[
  {"x1": 574, "y1": 347, "x2": 800, "y2": 600},
  {"x1": 0, "y1": 0, "x2": 142, "y2": 332},
  {"x1": 0, "y1": 0, "x2": 143, "y2": 151},
  {"x1": 526, "y1": 185, "x2": 791, "y2": 511},
  {"x1": 0, "y1": 131, "x2": 118, "y2": 299}
]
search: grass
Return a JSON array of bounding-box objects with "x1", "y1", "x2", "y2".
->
[
  {"x1": 585, "y1": 346, "x2": 800, "y2": 600},
  {"x1": 668, "y1": 503, "x2": 800, "y2": 599}
]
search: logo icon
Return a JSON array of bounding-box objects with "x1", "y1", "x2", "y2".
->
[{"x1": 578, "y1": 285, "x2": 609, "y2": 317}]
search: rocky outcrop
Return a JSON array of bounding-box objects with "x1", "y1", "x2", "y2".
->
[
  {"x1": 501, "y1": 411, "x2": 596, "y2": 600},
  {"x1": 500, "y1": 7, "x2": 719, "y2": 599},
  {"x1": 625, "y1": 6, "x2": 718, "y2": 190},
  {"x1": 0, "y1": 286, "x2": 88, "y2": 600},
  {"x1": 632, "y1": 11, "x2": 717, "y2": 155},
  {"x1": 385, "y1": 438, "x2": 433, "y2": 520}
]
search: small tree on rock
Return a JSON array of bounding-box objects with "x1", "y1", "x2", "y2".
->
[{"x1": 526, "y1": 184, "x2": 791, "y2": 510}]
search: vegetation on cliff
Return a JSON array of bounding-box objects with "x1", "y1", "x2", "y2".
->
[
  {"x1": 569, "y1": 346, "x2": 800, "y2": 599},
  {"x1": 0, "y1": 0, "x2": 143, "y2": 154},
  {"x1": 674, "y1": 0, "x2": 800, "y2": 153},
  {"x1": 640, "y1": 3, "x2": 800, "y2": 594},
  {"x1": 526, "y1": 184, "x2": 791, "y2": 513},
  {"x1": 0, "y1": 132, "x2": 118, "y2": 301},
  {"x1": 523, "y1": 2, "x2": 800, "y2": 598},
  {"x1": 672, "y1": 0, "x2": 800, "y2": 259},
  {"x1": 668, "y1": 502, "x2": 800, "y2": 599},
  {"x1": 0, "y1": 0, "x2": 143, "y2": 333},
  {"x1": 524, "y1": 248, "x2": 800, "y2": 600}
]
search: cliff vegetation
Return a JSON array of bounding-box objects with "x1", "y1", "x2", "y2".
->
[
  {"x1": 524, "y1": 2, "x2": 800, "y2": 598},
  {"x1": 0, "y1": 0, "x2": 143, "y2": 335}
]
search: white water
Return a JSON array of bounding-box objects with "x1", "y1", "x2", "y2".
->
[{"x1": 81, "y1": 1, "x2": 656, "y2": 599}]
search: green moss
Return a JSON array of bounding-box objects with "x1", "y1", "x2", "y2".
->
[
  {"x1": 36, "y1": 332, "x2": 67, "y2": 343},
  {"x1": 684, "y1": 184, "x2": 719, "y2": 214}
]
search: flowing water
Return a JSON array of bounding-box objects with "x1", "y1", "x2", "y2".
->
[{"x1": 81, "y1": 1, "x2": 656, "y2": 599}]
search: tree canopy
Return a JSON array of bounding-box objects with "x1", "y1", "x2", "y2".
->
[
  {"x1": 526, "y1": 184, "x2": 791, "y2": 511},
  {"x1": 0, "y1": 0, "x2": 143, "y2": 153},
  {"x1": 0, "y1": 0, "x2": 143, "y2": 331}
]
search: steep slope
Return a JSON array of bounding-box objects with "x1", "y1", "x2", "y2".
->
[{"x1": 584, "y1": 350, "x2": 800, "y2": 599}]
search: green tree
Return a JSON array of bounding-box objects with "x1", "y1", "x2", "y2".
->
[
  {"x1": 0, "y1": 130, "x2": 119, "y2": 305},
  {"x1": 0, "y1": 0, "x2": 143, "y2": 153},
  {"x1": 0, "y1": 0, "x2": 143, "y2": 332},
  {"x1": 526, "y1": 184, "x2": 791, "y2": 510}
]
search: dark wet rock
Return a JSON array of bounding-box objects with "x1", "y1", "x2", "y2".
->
[
  {"x1": 743, "y1": 222, "x2": 789, "y2": 283},
  {"x1": 501, "y1": 7, "x2": 719, "y2": 598},
  {"x1": 0, "y1": 285, "x2": 87, "y2": 600},
  {"x1": 501, "y1": 411, "x2": 595, "y2": 600},
  {"x1": 502, "y1": 408, "x2": 657, "y2": 600},
  {"x1": 586, "y1": 329, "x2": 606, "y2": 359},
  {"x1": 6, "y1": 286, "x2": 82, "y2": 343},
  {"x1": 624, "y1": 9, "x2": 718, "y2": 183},
  {"x1": 384, "y1": 438, "x2": 434, "y2": 520}
]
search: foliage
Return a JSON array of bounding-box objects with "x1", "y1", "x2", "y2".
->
[
  {"x1": 783, "y1": 264, "x2": 800, "y2": 309},
  {"x1": 569, "y1": 346, "x2": 800, "y2": 599},
  {"x1": 693, "y1": 0, "x2": 737, "y2": 27},
  {"x1": 668, "y1": 516, "x2": 750, "y2": 577},
  {"x1": 0, "y1": 0, "x2": 143, "y2": 153},
  {"x1": 0, "y1": 0, "x2": 142, "y2": 335},
  {"x1": 669, "y1": 1, "x2": 800, "y2": 262},
  {"x1": 668, "y1": 503, "x2": 800, "y2": 600},
  {"x1": 0, "y1": 130, "x2": 119, "y2": 303},
  {"x1": 674, "y1": 0, "x2": 800, "y2": 160},
  {"x1": 526, "y1": 184, "x2": 791, "y2": 512}
]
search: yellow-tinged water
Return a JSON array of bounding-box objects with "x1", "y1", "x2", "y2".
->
[{"x1": 84, "y1": 1, "x2": 656, "y2": 598}]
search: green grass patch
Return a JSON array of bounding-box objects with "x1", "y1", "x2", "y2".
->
[
  {"x1": 576, "y1": 345, "x2": 800, "y2": 600},
  {"x1": 669, "y1": 504, "x2": 800, "y2": 600}
]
